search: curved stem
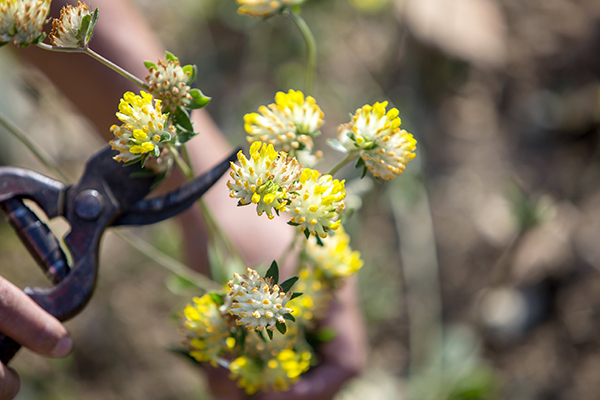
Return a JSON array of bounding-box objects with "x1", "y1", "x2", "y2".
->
[
  {"x1": 328, "y1": 153, "x2": 358, "y2": 177},
  {"x1": 288, "y1": 8, "x2": 317, "y2": 95},
  {"x1": 37, "y1": 43, "x2": 148, "y2": 90}
]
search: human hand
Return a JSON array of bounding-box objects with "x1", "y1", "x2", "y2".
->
[{"x1": 0, "y1": 276, "x2": 73, "y2": 400}]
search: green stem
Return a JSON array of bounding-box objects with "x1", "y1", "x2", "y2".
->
[
  {"x1": 327, "y1": 153, "x2": 357, "y2": 176},
  {"x1": 0, "y1": 111, "x2": 71, "y2": 183},
  {"x1": 167, "y1": 143, "x2": 193, "y2": 180},
  {"x1": 115, "y1": 230, "x2": 221, "y2": 292},
  {"x1": 37, "y1": 43, "x2": 148, "y2": 90},
  {"x1": 289, "y1": 8, "x2": 317, "y2": 95}
]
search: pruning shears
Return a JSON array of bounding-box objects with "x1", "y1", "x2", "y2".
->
[{"x1": 0, "y1": 145, "x2": 235, "y2": 364}]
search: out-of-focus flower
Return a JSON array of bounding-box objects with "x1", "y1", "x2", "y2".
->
[
  {"x1": 236, "y1": 0, "x2": 306, "y2": 18},
  {"x1": 244, "y1": 89, "x2": 323, "y2": 161},
  {"x1": 227, "y1": 142, "x2": 302, "y2": 219},
  {"x1": 49, "y1": 1, "x2": 93, "y2": 48},
  {"x1": 145, "y1": 54, "x2": 194, "y2": 114},
  {"x1": 289, "y1": 168, "x2": 345, "y2": 238},
  {"x1": 0, "y1": 0, "x2": 50, "y2": 47},
  {"x1": 109, "y1": 91, "x2": 175, "y2": 168},
  {"x1": 287, "y1": 267, "x2": 332, "y2": 324},
  {"x1": 306, "y1": 225, "x2": 363, "y2": 280},
  {"x1": 227, "y1": 268, "x2": 293, "y2": 331},
  {"x1": 180, "y1": 294, "x2": 232, "y2": 366},
  {"x1": 337, "y1": 101, "x2": 416, "y2": 180},
  {"x1": 229, "y1": 349, "x2": 312, "y2": 394}
]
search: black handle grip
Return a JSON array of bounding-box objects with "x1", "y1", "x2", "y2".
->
[
  {"x1": 0, "y1": 334, "x2": 21, "y2": 365},
  {"x1": 0, "y1": 198, "x2": 70, "y2": 364}
]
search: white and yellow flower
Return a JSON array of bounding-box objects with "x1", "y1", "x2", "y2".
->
[
  {"x1": 229, "y1": 349, "x2": 312, "y2": 394},
  {"x1": 244, "y1": 89, "x2": 323, "y2": 159},
  {"x1": 227, "y1": 142, "x2": 302, "y2": 219},
  {"x1": 0, "y1": 0, "x2": 50, "y2": 46},
  {"x1": 338, "y1": 101, "x2": 416, "y2": 180},
  {"x1": 145, "y1": 56, "x2": 194, "y2": 114},
  {"x1": 236, "y1": 0, "x2": 306, "y2": 17},
  {"x1": 180, "y1": 294, "x2": 232, "y2": 366},
  {"x1": 306, "y1": 225, "x2": 363, "y2": 280},
  {"x1": 288, "y1": 168, "x2": 345, "y2": 238},
  {"x1": 49, "y1": 1, "x2": 92, "y2": 47},
  {"x1": 109, "y1": 91, "x2": 176, "y2": 167},
  {"x1": 227, "y1": 268, "x2": 293, "y2": 332}
]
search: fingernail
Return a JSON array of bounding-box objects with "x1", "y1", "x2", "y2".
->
[{"x1": 50, "y1": 336, "x2": 73, "y2": 357}]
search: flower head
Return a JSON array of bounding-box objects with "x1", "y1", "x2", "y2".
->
[
  {"x1": 227, "y1": 142, "x2": 302, "y2": 219},
  {"x1": 229, "y1": 349, "x2": 312, "y2": 394},
  {"x1": 288, "y1": 168, "x2": 345, "y2": 238},
  {"x1": 306, "y1": 225, "x2": 363, "y2": 280},
  {"x1": 236, "y1": 0, "x2": 306, "y2": 17},
  {"x1": 0, "y1": 0, "x2": 50, "y2": 47},
  {"x1": 227, "y1": 268, "x2": 294, "y2": 332},
  {"x1": 339, "y1": 101, "x2": 416, "y2": 180},
  {"x1": 180, "y1": 294, "x2": 232, "y2": 365},
  {"x1": 145, "y1": 55, "x2": 194, "y2": 114},
  {"x1": 244, "y1": 89, "x2": 324, "y2": 160},
  {"x1": 109, "y1": 91, "x2": 176, "y2": 168},
  {"x1": 49, "y1": 1, "x2": 92, "y2": 47}
]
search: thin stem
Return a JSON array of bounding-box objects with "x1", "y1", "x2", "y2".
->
[
  {"x1": 289, "y1": 8, "x2": 317, "y2": 95},
  {"x1": 328, "y1": 153, "x2": 357, "y2": 176},
  {"x1": 37, "y1": 43, "x2": 148, "y2": 90},
  {"x1": 0, "y1": 111, "x2": 71, "y2": 183},
  {"x1": 115, "y1": 230, "x2": 221, "y2": 292},
  {"x1": 167, "y1": 143, "x2": 194, "y2": 180}
]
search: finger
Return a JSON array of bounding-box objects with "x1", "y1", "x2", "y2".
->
[
  {"x1": 256, "y1": 365, "x2": 353, "y2": 400},
  {"x1": 0, "y1": 277, "x2": 72, "y2": 357},
  {"x1": 0, "y1": 363, "x2": 19, "y2": 400}
]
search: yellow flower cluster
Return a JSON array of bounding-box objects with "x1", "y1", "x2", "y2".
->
[
  {"x1": 244, "y1": 89, "x2": 324, "y2": 160},
  {"x1": 287, "y1": 268, "x2": 332, "y2": 324},
  {"x1": 0, "y1": 0, "x2": 50, "y2": 46},
  {"x1": 227, "y1": 268, "x2": 294, "y2": 332},
  {"x1": 306, "y1": 225, "x2": 363, "y2": 280},
  {"x1": 227, "y1": 142, "x2": 302, "y2": 219},
  {"x1": 49, "y1": 1, "x2": 91, "y2": 47},
  {"x1": 289, "y1": 168, "x2": 345, "y2": 238},
  {"x1": 229, "y1": 349, "x2": 312, "y2": 394},
  {"x1": 180, "y1": 294, "x2": 232, "y2": 366},
  {"x1": 338, "y1": 101, "x2": 416, "y2": 180},
  {"x1": 109, "y1": 91, "x2": 175, "y2": 170},
  {"x1": 236, "y1": 0, "x2": 306, "y2": 18}
]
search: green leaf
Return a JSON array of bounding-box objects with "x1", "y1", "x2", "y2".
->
[
  {"x1": 283, "y1": 313, "x2": 296, "y2": 322},
  {"x1": 237, "y1": 200, "x2": 251, "y2": 207},
  {"x1": 315, "y1": 235, "x2": 324, "y2": 247},
  {"x1": 187, "y1": 88, "x2": 211, "y2": 110},
  {"x1": 76, "y1": 14, "x2": 91, "y2": 41},
  {"x1": 256, "y1": 330, "x2": 268, "y2": 342},
  {"x1": 183, "y1": 64, "x2": 197, "y2": 85},
  {"x1": 361, "y1": 166, "x2": 368, "y2": 179},
  {"x1": 29, "y1": 32, "x2": 46, "y2": 46},
  {"x1": 265, "y1": 260, "x2": 279, "y2": 284},
  {"x1": 290, "y1": 292, "x2": 303, "y2": 300},
  {"x1": 267, "y1": 329, "x2": 274, "y2": 340},
  {"x1": 279, "y1": 276, "x2": 298, "y2": 293},
  {"x1": 85, "y1": 8, "x2": 99, "y2": 44},
  {"x1": 173, "y1": 107, "x2": 194, "y2": 132},
  {"x1": 239, "y1": 328, "x2": 248, "y2": 352},
  {"x1": 144, "y1": 60, "x2": 157, "y2": 70},
  {"x1": 209, "y1": 292, "x2": 225, "y2": 306},
  {"x1": 175, "y1": 130, "x2": 197, "y2": 145},
  {"x1": 160, "y1": 132, "x2": 172, "y2": 142},
  {"x1": 123, "y1": 157, "x2": 142, "y2": 166},
  {"x1": 287, "y1": 221, "x2": 300, "y2": 227},
  {"x1": 303, "y1": 229, "x2": 310, "y2": 240},
  {"x1": 165, "y1": 51, "x2": 179, "y2": 63},
  {"x1": 276, "y1": 322, "x2": 287, "y2": 335},
  {"x1": 327, "y1": 139, "x2": 348, "y2": 154}
]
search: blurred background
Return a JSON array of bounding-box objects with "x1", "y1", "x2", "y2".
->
[{"x1": 2, "y1": 0, "x2": 600, "y2": 398}]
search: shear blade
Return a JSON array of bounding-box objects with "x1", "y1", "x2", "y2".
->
[{"x1": 112, "y1": 149, "x2": 238, "y2": 226}]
